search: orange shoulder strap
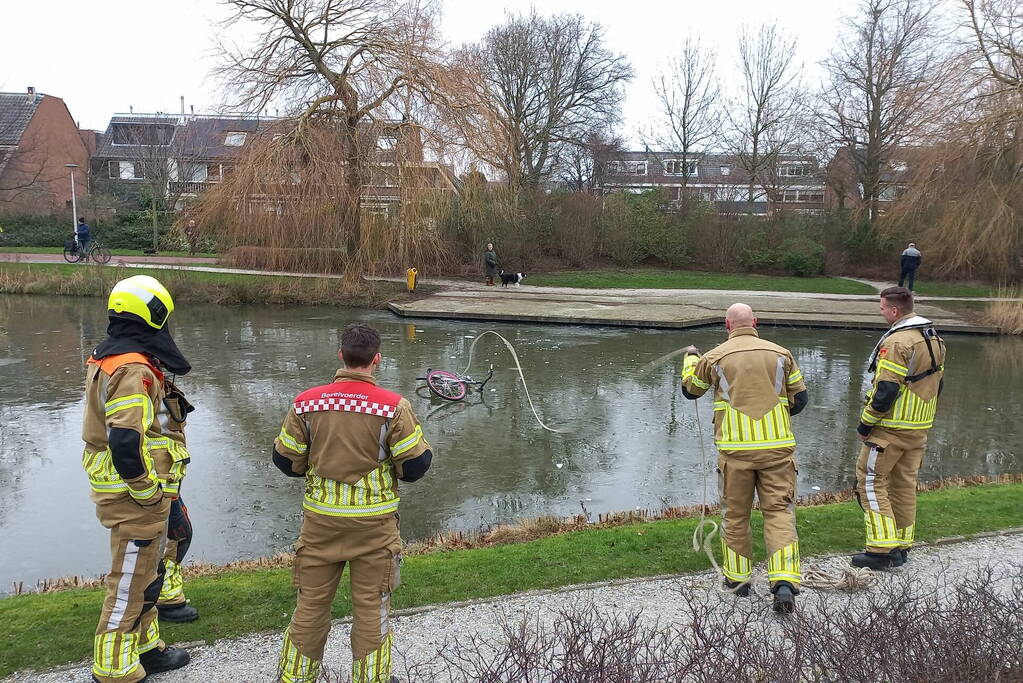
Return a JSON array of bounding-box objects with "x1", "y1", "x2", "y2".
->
[{"x1": 88, "y1": 353, "x2": 163, "y2": 380}]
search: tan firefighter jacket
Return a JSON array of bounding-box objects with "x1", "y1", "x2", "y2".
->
[{"x1": 681, "y1": 327, "x2": 807, "y2": 454}]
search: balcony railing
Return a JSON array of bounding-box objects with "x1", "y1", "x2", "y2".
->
[{"x1": 169, "y1": 180, "x2": 219, "y2": 195}]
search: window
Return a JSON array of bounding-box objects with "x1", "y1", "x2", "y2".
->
[
  {"x1": 878, "y1": 184, "x2": 906, "y2": 201},
  {"x1": 606, "y1": 160, "x2": 647, "y2": 176},
  {"x1": 889, "y1": 160, "x2": 908, "y2": 172},
  {"x1": 778, "y1": 165, "x2": 810, "y2": 177},
  {"x1": 109, "y1": 161, "x2": 143, "y2": 180},
  {"x1": 111, "y1": 123, "x2": 174, "y2": 146},
  {"x1": 781, "y1": 189, "x2": 824, "y2": 203},
  {"x1": 377, "y1": 136, "x2": 397, "y2": 151},
  {"x1": 663, "y1": 159, "x2": 697, "y2": 176},
  {"x1": 720, "y1": 166, "x2": 731, "y2": 176},
  {"x1": 224, "y1": 132, "x2": 247, "y2": 146},
  {"x1": 206, "y1": 164, "x2": 222, "y2": 182}
]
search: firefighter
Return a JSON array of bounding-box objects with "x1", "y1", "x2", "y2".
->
[
  {"x1": 273, "y1": 323, "x2": 434, "y2": 683},
  {"x1": 82, "y1": 275, "x2": 192, "y2": 682},
  {"x1": 154, "y1": 381, "x2": 200, "y2": 623},
  {"x1": 852, "y1": 286, "x2": 945, "y2": 570},
  {"x1": 680, "y1": 303, "x2": 808, "y2": 613}
]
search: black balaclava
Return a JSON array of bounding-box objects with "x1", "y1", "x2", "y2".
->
[{"x1": 92, "y1": 313, "x2": 192, "y2": 376}]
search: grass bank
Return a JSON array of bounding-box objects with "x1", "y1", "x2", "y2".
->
[
  {"x1": 528, "y1": 269, "x2": 876, "y2": 294},
  {"x1": 3, "y1": 479, "x2": 1022, "y2": 676},
  {"x1": 0, "y1": 263, "x2": 424, "y2": 308},
  {"x1": 912, "y1": 281, "x2": 1001, "y2": 298}
]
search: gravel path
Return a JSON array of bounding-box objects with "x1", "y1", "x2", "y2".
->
[{"x1": 9, "y1": 532, "x2": 1022, "y2": 683}]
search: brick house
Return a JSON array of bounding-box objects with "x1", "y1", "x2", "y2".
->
[
  {"x1": 91, "y1": 112, "x2": 458, "y2": 213},
  {"x1": 0, "y1": 88, "x2": 89, "y2": 216},
  {"x1": 593, "y1": 150, "x2": 826, "y2": 216}
]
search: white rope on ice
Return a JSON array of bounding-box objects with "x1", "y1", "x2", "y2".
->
[{"x1": 462, "y1": 330, "x2": 567, "y2": 434}]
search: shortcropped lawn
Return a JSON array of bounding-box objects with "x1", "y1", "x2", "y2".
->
[
  {"x1": 528, "y1": 269, "x2": 876, "y2": 295},
  {"x1": 0, "y1": 246, "x2": 218, "y2": 259},
  {"x1": 2, "y1": 482, "x2": 1021, "y2": 676}
]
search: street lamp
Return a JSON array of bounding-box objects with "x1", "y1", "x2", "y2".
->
[{"x1": 64, "y1": 163, "x2": 79, "y2": 239}]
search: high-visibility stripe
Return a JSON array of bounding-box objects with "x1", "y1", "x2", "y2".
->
[
  {"x1": 104, "y1": 394, "x2": 148, "y2": 416},
  {"x1": 391, "y1": 425, "x2": 423, "y2": 457},
  {"x1": 353, "y1": 632, "x2": 393, "y2": 683},
  {"x1": 279, "y1": 628, "x2": 321, "y2": 683},
  {"x1": 864, "y1": 510, "x2": 901, "y2": 548},
  {"x1": 278, "y1": 427, "x2": 308, "y2": 454},
  {"x1": 721, "y1": 541, "x2": 752, "y2": 582},
  {"x1": 303, "y1": 496, "x2": 400, "y2": 517},
  {"x1": 93, "y1": 632, "x2": 140, "y2": 678},
  {"x1": 787, "y1": 369, "x2": 803, "y2": 384},
  {"x1": 767, "y1": 542, "x2": 801, "y2": 585},
  {"x1": 877, "y1": 358, "x2": 909, "y2": 377},
  {"x1": 160, "y1": 560, "x2": 185, "y2": 604},
  {"x1": 897, "y1": 523, "x2": 916, "y2": 547},
  {"x1": 138, "y1": 620, "x2": 161, "y2": 654}
]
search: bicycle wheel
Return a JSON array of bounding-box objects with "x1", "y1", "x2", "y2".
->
[
  {"x1": 427, "y1": 370, "x2": 467, "y2": 401},
  {"x1": 63, "y1": 245, "x2": 82, "y2": 263},
  {"x1": 91, "y1": 245, "x2": 112, "y2": 264}
]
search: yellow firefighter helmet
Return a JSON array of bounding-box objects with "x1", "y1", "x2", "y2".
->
[{"x1": 107, "y1": 275, "x2": 175, "y2": 329}]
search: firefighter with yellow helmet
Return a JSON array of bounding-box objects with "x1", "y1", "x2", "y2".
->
[
  {"x1": 680, "y1": 303, "x2": 808, "y2": 613},
  {"x1": 82, "y1": 275, "x2": 192, "y2": 682},
  {"x1": 852, "y1": 286, "x2": 946, "y2": 570},
  {"x1": 273, "y1": 323, "x2": 434, "y2": 683}
]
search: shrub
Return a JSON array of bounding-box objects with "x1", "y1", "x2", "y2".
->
[{"x1": 780, "y1": 236, "x2": 825, "y2": 276}]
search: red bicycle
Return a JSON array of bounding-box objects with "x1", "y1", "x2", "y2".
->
[{"x1": 416, "y1": 365, "x2": 493, "y2": 401}]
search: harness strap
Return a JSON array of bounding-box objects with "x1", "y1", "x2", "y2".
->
[{"x1": 903, "y1": 328, "x2": 940, "y2": 384}]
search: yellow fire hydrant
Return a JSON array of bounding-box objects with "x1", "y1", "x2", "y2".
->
[{"x1": 406, "y1": 267, "x2": 418, "y2": 293}]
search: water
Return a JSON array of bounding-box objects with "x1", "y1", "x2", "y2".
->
[{"x1": 1, "y1": 294, "x2": 1020, "y2": 589}]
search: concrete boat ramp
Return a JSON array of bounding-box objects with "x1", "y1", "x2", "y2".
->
[{"x1": 389, "y1": 284, "x2": 997, "y2": 334}]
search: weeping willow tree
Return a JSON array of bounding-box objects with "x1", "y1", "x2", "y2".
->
[
  {"x1": 194, "y1": 0, "x2": 451, "y2": 282},
  {"x1": 887, "y1": 0, "x2": 1023, "y2": 280}
]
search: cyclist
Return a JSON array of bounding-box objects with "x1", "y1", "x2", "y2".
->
[{"x1": 76, "y1": 216, "x2": 91, "y2": 258}]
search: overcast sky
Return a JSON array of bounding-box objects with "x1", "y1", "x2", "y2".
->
[{"x1": 1, "y1": 0, "x2": 846, "y2": 143}]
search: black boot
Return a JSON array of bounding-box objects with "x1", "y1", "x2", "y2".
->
[
  {"x1": 139, "y1": 646, "x2": 190, "y2": 675},
  {"x1": 723, "y1": 579, "x2": 751, "y2": 597},
  {"x1": 94, "y1": 678, "x2": 146, "y2": 683},
  {"x1": 772, "y1": 581, "x2": 797, "y2": 614},
  {"x1": 157, "y1": 601, "x2": 200, "y2": 623},
  {"x1": 890, "y1": 547, "x2": 908, "y2": 568},
  {"x1": 851, "y1": 551, "x2": 896, "y2": 570}
]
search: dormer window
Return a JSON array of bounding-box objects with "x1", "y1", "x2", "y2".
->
[
  {"x1": 607, "y1": 160, "x2": 647, "y2": 176},
  {"x1": 663, "y1": 159, "x2": 697, "y2": 176},
  {"x1": 224, "y1": 132, "x2": 247, "y2": 146},
  {"x1": 778, "y1": 164, "x2": 810, "y2": 177}
]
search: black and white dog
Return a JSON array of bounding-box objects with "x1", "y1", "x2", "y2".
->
[{"x1": 499, "y1": 270, "x2": 526, "y2": 287}]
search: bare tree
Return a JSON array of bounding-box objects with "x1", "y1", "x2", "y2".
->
[
  {"x1": 212, "y1": 0, "x2": 442, "y2": 278},
  {"x1": 556, "y1": 130, "x2": 623, "y2": 193},
  {"x1": 726, "y1": 23, "x2": 803, "y2": 212},
  {"x1": 647, "y1": 35, "x2": 721, "y2": 193},
  {"x1": 452, "y1": 12, "x2": 633, "y2": 190},
  {"x1": 818, "y1": 0, "x2": 952, "y2": 222}
]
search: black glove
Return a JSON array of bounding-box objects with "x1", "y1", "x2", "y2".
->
[{"x1": 167, "y1": 498, "x2": 193, "y2": 542}]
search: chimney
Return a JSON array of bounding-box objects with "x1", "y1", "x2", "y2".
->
[
  {"x1": 129, "y1": 105, "x2": 134, "y2": 114},
  {"x1": 180, "y1": 95, "x2": 185, "y2": 115},
  {"x1": 190, "y1": 104, "x2": 195, "y2": 116},
  {"x1": 26, "y1": 86, "x2": 36, "y2": 102}
]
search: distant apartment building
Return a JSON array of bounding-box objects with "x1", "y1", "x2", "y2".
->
[
  {"x1": 593, "y1": 150, "x2": 826, "y2": 216},
  {"x1": 91, "y1": 112, "x2": 458, "y2": 213},
  {"x1": 0, "y1": 88, "x2": 89, "y2": 216},
  {"x1": 826, "y1": 145, "x2": 921, "y2": 217}
]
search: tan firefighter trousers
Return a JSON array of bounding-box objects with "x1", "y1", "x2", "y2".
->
[
  {"x1": 855, "y1": 427, "x2": 928, "y2": 553},
  {"x1": 718, "y1": 449, "x2": 800, "y2": 586},
  {"x1": 93, "y1": 497, "x2": 170, "y2": 683},
  {"x1": 279, "y1": 511, "x2": 402, "y2": 683}
]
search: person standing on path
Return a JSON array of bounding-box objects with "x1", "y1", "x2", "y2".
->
[
  {"x1": 77, "y1": 216, "x2": 91, "y2": 257},
  {"x1": 184, "y1": 220, "x2": 200, "y2": 257},
  {"x1": 899, "y1": 243, "x2": 921, "y2": 290},
  {"x1": 852, "y1": 286, "x2": 945, "y2": 571},
  {"x1": 272, "y1": 323, "x2": 434, "y2": 683},
  {"x1": 484, "y1": 242, "x2": 498, "y2": 286},
  {"x1": 82, "y1": 275, "x2": 193, "y2": 682},
  {"x1": 680, "y1": 303, "x2": 809, "y2": 613}
]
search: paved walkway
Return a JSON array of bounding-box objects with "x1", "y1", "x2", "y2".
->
[
  {"x1": 8, "y1": 530, "x2": 1022, "y2": 682},
  {"x1": 1, "y1": 253, "x2": 1006, "y2": 332}
]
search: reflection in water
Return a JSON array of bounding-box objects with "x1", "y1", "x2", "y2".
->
[{"x1": 0, "y1": 294, "x2": 1020, "y2": 587}]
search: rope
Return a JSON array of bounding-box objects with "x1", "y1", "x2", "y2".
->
[
  {"x1": 461, "y1": 330, "x2": 566, "y2": 434},
  {"x1": 802, "y1": 566, "x2": 878, "y2": 591}
]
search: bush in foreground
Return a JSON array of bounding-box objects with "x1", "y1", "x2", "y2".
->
[{"x1": 320, "y1": 565, "x2": 1023, "y2": 682}]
